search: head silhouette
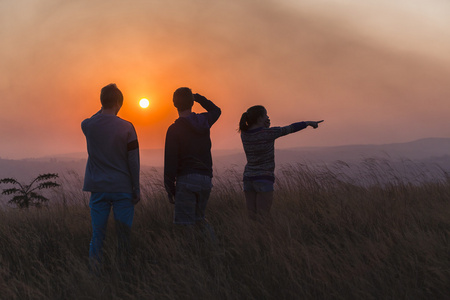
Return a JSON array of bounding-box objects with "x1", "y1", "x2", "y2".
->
[
  {"x1": 239, "y1": 105, "x2": 267, "y2": 132},
  {"x1": 173, "y1": 87, "x2": 194, "y2": 112},
  {"x1": 100, "y1": 83, "x2": 123, "y2": 109}
]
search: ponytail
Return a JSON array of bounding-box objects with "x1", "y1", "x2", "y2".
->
[
  {"x1": 239, "y1": 112, "x2": 249, "y2": 132},
  {"x1": 238, "y1": 105, "x2": 267, "y2": 132}
]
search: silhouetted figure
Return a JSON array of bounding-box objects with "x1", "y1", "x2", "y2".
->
[
  {"x1": 164, "y1": 87, "x2": 221, "y2": 241},
  {"x1": 239, "y1": 105, "x2": 323, "y2": 219},
  {"x1": 81, "y1": 83, "x2": 140, "y2": 272}
]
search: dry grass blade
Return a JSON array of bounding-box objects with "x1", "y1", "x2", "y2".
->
[{"x1": 0, "y1": 161, "x2": 449, "y2": 299}]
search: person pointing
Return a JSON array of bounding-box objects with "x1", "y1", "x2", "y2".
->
[{"x1": 239, "y1": 105, "x2": 323, "y2": 219}]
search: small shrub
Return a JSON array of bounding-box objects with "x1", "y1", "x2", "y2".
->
[{"x1": 0, "y1": 173, "x2": 60, "y2": 208}]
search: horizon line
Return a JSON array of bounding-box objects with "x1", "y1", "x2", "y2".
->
[{"x1": 2, "y1": 136, "x2": 449, "y2": 161}]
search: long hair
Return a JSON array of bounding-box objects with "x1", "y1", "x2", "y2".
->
[{"x1": 239, "y1": 105, "x2": 267, "y2": 132}]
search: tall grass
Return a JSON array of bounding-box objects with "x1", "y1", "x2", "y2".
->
[{"x1": 0, "y1": 161, "x2": 449, "y2": 299}]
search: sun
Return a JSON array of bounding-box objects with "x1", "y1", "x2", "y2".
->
[{"x1": 139, "y1": 98, "x2": 150, "y2": 108}]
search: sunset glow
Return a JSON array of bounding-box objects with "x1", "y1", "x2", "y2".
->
[{"x1": 0, "y1": 0, "x2": 449, "y2": 159}]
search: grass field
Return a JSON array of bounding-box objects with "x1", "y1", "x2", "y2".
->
[{"x1": 0, "y1": 163, "x2": 449, "y2": 299}]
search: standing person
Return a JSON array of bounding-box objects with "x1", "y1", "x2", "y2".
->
[
  {"x1": 164, "y1": 87, "x2": 221, "y2": 239},
  {"x1": 239, "y1": 105, "x2": 323, "y2": 219},
  {"x1": 81, "y1": 83, "x2": 140, "y2": 270}
]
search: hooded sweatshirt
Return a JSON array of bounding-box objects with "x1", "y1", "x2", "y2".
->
[{"x1": 164, "y1": 95, "x2": 221, "y2": 197}]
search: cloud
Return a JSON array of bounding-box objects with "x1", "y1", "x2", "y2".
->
[{"x1": 0, "y1": 0, "x2": 449, "y2": 158}]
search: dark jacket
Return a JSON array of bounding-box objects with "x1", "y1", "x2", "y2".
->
[{"x1": 164, "y1": 95, "x2": 221, "y2": 197}]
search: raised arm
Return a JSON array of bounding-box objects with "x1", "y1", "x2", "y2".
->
[
  {"x1": 270, "y1": 120, "x2": 324, "y2": 139},
  {"x1": 305, "y1": 120, "x2": 324, "y2": 129},
  {"x1": 193, "y1": 93, "x2": 221, "y2": 126}
]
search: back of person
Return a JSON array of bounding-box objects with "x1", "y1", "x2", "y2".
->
[
  {"x1": 239, "y1": 105, "x2": 323, "y2": 218},
  {"x1": 164, "y1": 87, "x2": 220, "y2": 238},
  {"x1": 164, "y1": 89, "x2": 221, "y2": 199},
  {"x1": 82, "y1": 114, "x2": 137, "y2": 193},
  {"x1": 81, "y1": 83, "x2": 140, "y2": 272},
  {"x1": 241, "y1": 127, "x2": 280, "y2": 182},
  {"x1": 166, "y1": 112, "x2": 214, "y2": 177}
]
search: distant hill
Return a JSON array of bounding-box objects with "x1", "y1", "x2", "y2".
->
[
  {"x1": 0, "y1": 157, "x2": 87, "y2": 182},
  {"x1": 1, "y1": 138, "x2": 449, "y2": 182},
  {"x1": 213, "y1": 137, "x2": 450, "y2": 169}
]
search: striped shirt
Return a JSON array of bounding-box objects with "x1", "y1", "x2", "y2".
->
[{"x1": 240, "y1": 122, "x2": 307, "y2": 182}]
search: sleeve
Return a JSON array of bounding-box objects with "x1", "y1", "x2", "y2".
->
[
  {"x1": 81, "y1": 110, "x2": 101, "y2": 135},
  {"x1": 127, "y1": 125, "x2": 140, "y2": 195},
  {"x1": 164, "y1": 126, "x2": 178, "y2": 198},
  {"x1": 269, "y1": 122, "x2": 308, "y2": 139},
  {"x1": 194, "y1": 94, "x2": 221, "y2": 127}
]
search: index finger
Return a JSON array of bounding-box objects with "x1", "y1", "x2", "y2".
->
[{"x1": 317, "y1": 120, "x2": 324, "y2": 123}]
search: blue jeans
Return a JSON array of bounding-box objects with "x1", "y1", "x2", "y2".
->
[
  {"x1": 243, "y1": 180, "x2": 274, "y2": 192},
  {"x1": 89, "y1": 192, "x2": 134, "y2": 264},
  {"x1": 174, "y1": 174, "x2": 212, "y2": 225}
]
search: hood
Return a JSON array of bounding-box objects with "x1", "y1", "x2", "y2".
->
[{"x1": 175, "y1": 113, "x2": 210, "y2": 134}]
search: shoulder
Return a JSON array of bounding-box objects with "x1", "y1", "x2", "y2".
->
[
  {"x1": 245, "y1": 127, "x2": 280, "y2": 134},
  {"x1": 167, "y1": 121, "x2": 178, "y2": 130},
  {"x1": 116, "y1": 116, "x2": 135, "y2": 128},
  {"x1": 257, "y1": 127, "x2": 284, "y2": 139},
  {"x1": 81, "y1": 116, "x2": 96, "y2": 130},
  {"x1": 81, "y1": 118, "x2": 89, "y2": 127},
  {"x1": 111, "y1": 117, "x2": 137, "y2": 138},
  {"x1": 166, "y1": 122, "x2": 178, "y2": 134},
  {"x1": 81, "y1": 114, "x2": 100, "y2": 124}
]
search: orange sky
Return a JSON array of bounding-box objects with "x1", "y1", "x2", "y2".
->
[{"x1": 1, "y1": 0, "x2": 450, "y2": 159}]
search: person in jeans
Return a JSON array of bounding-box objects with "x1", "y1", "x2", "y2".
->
[
  {"x1": 239, "y1": 105, "x2": 323, "y2": 219},
  {"x1": 164, "y1": 87, "x2": 221, "y2": 238},
  {"x1": 81, "y1": 83, "x2": 140, "y2": 270}
]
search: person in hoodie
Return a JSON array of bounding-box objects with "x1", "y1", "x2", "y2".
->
[{"x1": 164, "y1": 87, "x2": 221, "y2": 235}]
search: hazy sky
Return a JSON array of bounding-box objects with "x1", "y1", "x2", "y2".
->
[{"x1": 1, "y1": 0, "x2": 449, "y2": 159}]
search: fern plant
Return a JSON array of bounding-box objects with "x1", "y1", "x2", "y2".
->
[{"x1": 0, "y1": 173, "x2": 60, "y2": 208}]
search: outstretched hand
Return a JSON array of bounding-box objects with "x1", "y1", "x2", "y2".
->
[{"x1": 307, "y1": 120, "x2": 324, "y2": 129}]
